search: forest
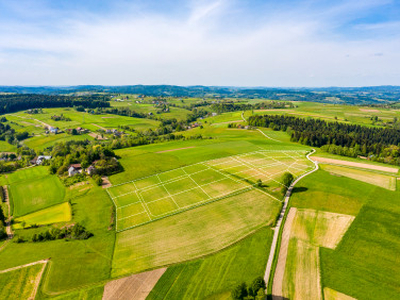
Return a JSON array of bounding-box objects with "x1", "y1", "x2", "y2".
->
[
  {"x1": 248, "y1": 114, "x2": 400, "y2": 165},
  {"x1": 0, "y1": 94, "x2": 110, "y2": 114}
]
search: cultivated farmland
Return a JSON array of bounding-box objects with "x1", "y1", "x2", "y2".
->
[
  {"x1": 112, "y1": 188, "x2": 282, "y2": 276},
  {"x1": 107, "y1": 150, "x2": 313, "y2": 231}
]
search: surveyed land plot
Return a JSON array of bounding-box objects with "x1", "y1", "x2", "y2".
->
[{"x1": 107, "y1": 150, "x2": 313, "y2": 231}]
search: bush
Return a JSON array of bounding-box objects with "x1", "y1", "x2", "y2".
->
[{"x1": 93, "y1": 174, "x2": 103, "y2": 186}]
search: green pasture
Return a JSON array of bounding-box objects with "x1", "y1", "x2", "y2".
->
[
  {"x1": 24, "y1": 133, "x2": 94, "y2": 150},
  {"x1": 112, "y1": 188, "x2": 281, "y2": 277},
  {"x1": 8, "y1": 167, "x2": 66, "y2": 217},
  {"x1": 0, "y1": 140, "x2": 17, "y2": 152},
  {"x1": 288, "y1": 166, "x2": 400, "y2": 299},
  {"x1": 147, "y1": 228, "x2": 273, "y2": 300},
  {"x1": 0, "y1": 263, "x2": 44, "y2": 299},
  {"x1": 0, "y1": 186, "x2": 115, "y2": 295},
  {"x1": 8, "y1": 108, "x2": 160, "y2": 132},
  {"x1": 13, "y1": 202, "x2": 71, "y2": 229}
]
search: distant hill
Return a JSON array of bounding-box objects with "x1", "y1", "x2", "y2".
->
[{"x1": 0, "y1": 85, "x2": 399, "y2": 104}]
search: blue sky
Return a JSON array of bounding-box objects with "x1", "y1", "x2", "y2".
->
[{"x1": 0, "y1": 0, "x2": 399, "y2": 86}]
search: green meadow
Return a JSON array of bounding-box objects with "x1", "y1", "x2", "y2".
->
[{"x1": 7, "y1": 167, "x2": 66, "y2": 217}]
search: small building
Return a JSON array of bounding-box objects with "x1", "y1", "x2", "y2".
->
[
  {"x1": 35, "y1": 155, "x2": 51, "y2": 165},
  {"x1": 49, "y1": 127, "x2": 59, "y2": 134},
  {"x1": 68, "y1": 164, "x2": 82, "y2": 176},
  {"x1": 87, "y1": 165, "x2": 96, "y2": 175},
  {"x1": 211, "y1": 112, "x2": 218, "y2": 117}
]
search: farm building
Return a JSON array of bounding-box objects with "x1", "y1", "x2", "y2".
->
[
  {"x1": 49, "y1": 127, "x2": 59, "y2": 134},
  {"x1": 87, "y1": 165, "x2": 96, "y2": 175},
  {"x1": 68, "y1": 164, "x2": 82, "y2": 176},
  {"x1": 31, "y1": 155, "x2": 52, "y2": 165}
]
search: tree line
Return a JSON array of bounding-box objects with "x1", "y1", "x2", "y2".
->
[
  {"x1": 0, "y1": 94, "x2": 110, "y2": 114},
  {"x1": 248, "y1": 114, "x2": 400, "y2": 165}
]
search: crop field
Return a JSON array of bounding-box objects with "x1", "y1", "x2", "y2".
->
[
  {"x1": 278, "y1": 208, "x2": 354, "y2": 300},
  {"x1": 13, "y1": 202, "x2": 71, "y2": 229},
  {"x1": 0, "y1": 263, "x2": 45, "y2": 299},
  {"x1": 107, "y1": 150, "x2": 313, "y2": 231},
  {"x1": 322, "y1": 164, "x2": 397, "y2": 191},
  {"x1": 112, "y1": 188, "x2": 281, "y2": 276},
  {"x1": 147, "y1": 228, "x2": 273, "y2": 300}
]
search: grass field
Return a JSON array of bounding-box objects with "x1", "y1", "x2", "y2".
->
[
  {"x1": 321, "y1": 164, "x2": 397, "y2": 191},
  {"x1": 0, "y1": 140, "x2": 17, "y2": 152},
  {"x1": 13, "y1": 202, "x2": 71, "y2": 229},
  {"x1": 0, "y1": 263, "x2": 44, "y2": 299},
  {"x1": 147, "y1": 228, "x2": 273, "y2": 300},
  {"x1": 7, "y1": 167, "x2": 66, "y2": 217},
  {"x1": 0, "y1": 186, "x2": 115, "y2": 295},
  {"x1": 112, "y1": 188, "x2": 281, "y2": 277},
  {"x1": 287, "y1": 167, "x2": 400, "y2": 299},
  {"x1": 108, "y1": 150, "x2": 312, "y2": 231}
]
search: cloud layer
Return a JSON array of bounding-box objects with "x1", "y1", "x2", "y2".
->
[{"x1": 0, "y1": 0, "x2": 399, "y2": 86}]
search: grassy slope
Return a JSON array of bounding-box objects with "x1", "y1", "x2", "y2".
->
[
  {"x1": 0, "y1": 185, "x2": 115, "y2": 296},
  {"x1": 0, "y1": 263, "x2": 43, "y2": 299},
  {"x1": 0, "y1": 140, "x2": 17, "y2": 152},
  {"x1": 112, "y1": 189, "x2": 281, "y2": 277},
  {"x1": 147, "y1": 228, "x2": 273, "y2": 300},
  {"x1": 7, "y1": 167, "x2": 66, "y2": 217}
]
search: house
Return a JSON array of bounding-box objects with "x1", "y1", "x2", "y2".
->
[
  {"x1": 68, "y1": 164, "x2": 82, "y2": 176},
  {"x1": 211, "y1": 112, "x2": 218, "y2": 117},
  {"x1": 35, "y1": 155, "x2": 51, "y2": 165},
  {"x1": 105, "y1": 129, "x2": 112, "y2": 134},
  {"x1": 87, "y1": 165, "x2": 96, "y2": 175},
  {"x1": 49, "y1": 127, "x2": 59, "y2": 134}
]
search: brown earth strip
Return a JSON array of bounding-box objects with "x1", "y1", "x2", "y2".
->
[
  {"x1": 91, "y1": 123, "x2": 107, "y2": 130},
  {"x1": 311, "y1": 156, "x2": 398, "y2": 173},
  {"x1": 102, "y1": 176, "x2": 112, "y2": 189},
  {"x1": 102, "y1": 268, "x2": 166, "y2": 300},
  {"x1": 156, "y1": 146, "x2": 196, "y2": 153},
  {"x1": 272, "y1": 208, "x2": 297, "y2": 300}
]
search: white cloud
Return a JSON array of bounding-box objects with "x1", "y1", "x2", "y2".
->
[{"x1": 0, "y1": 0, "x2": 399, "y2": 86}]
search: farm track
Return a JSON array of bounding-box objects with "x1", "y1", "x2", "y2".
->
[{"x1": 264, "y1": 149, "x2": 319, "y2": 294}]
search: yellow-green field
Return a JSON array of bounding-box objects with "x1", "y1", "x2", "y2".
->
[
  {"x1": 321, "y1": 164, "x2": 397, "y2": 191},
  {"x1": 13, "y1": 202, "x2": 71, "y2": 229},
  {"x1": 112, "y1": 188, "x2": 281, "y2": 277},
  {"x1": 0, "y1": 263, "x2": 45, "y2": 299}
]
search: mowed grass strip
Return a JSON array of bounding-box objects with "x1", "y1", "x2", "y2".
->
[
  {"x1": 322, "y1": 164, "x2": 397, "y2": 191},
  {"x1": 112, "y1": 189, "x2": 281, "y2": 277},
  {"x1": 9, "y1": 169, "x2": 66, "y2": 217},
  {"x1": 283, "y1": 239, "x2": 322, "y2": 300},
  {"x1": 0, "y1": 264, "x2": 44, "y2": 299},
  {"x1": 13, "y1": 202, "x2": 71, "y2": 229}
]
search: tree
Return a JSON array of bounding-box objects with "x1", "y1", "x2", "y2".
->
[
  {"x1": 93, "y1": 175, "x2": 103, "y2": 186},
  {"x1": 256, "y1": 179, "x2": 262, "y2": 187},
  {"x1": 232, "y1": 282, "x2": 248, "y2": 300},
  {"x1": 281, "y1": 172, "x2": 294, "y2": 195},
  {"x1": 249, "y1": 277, "x2": 266, "y2": 297}
]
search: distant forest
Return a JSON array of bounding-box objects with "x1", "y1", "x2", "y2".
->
[
  {"x1": 0, "y1": 85, "x2": 399, "y2": 104},
  {"x1": 0, "y1": 94, "x2": 110, "y2": 114},
  {"x1": 248, "y1": 114, "x2": 400, "y2": 165}
]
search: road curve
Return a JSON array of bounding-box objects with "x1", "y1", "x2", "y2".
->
[{"x1": 264, "y1": 149, "x2": 319, "y2": 291}]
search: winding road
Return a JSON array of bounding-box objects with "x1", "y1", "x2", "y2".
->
[{"x1": 264, "y1": 149, "x2": 319, "y2": 292}]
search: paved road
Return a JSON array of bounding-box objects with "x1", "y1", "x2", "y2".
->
[{"x1": 264, "y1": 149, "x2": 319, "y2": 291}]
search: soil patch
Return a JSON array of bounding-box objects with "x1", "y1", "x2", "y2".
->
[{"x1": 156, "y1": 146, "x2": 196, "y2": 153}]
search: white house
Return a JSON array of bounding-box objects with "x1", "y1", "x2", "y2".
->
[{"x1": 68, "y1": 164, "x2": 82, "y2": 176}]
